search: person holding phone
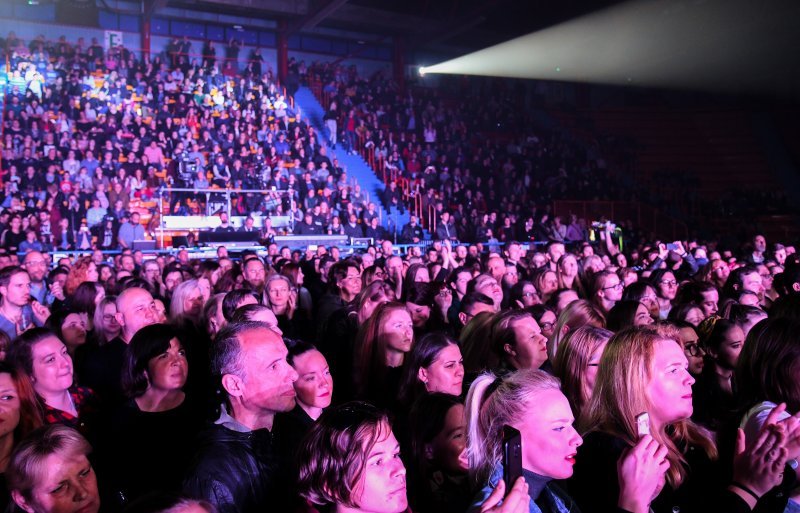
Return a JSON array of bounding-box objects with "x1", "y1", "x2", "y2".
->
[
  {"x1": 466, "y1": 369, "x2": 667, "y2": 513},
  {"x1": 570, "y1": 326, "x2": 789, "y2": 513},
  {"x1": 297, "y1": 401, "x2": 529, "y2": 513}
]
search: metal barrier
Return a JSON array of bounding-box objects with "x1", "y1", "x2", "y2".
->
[{"x1": 552, "y1": 200, "x2": 688, "y2": 241}]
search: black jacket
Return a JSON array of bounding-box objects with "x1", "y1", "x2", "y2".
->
[
  {"x1": 568, "y1": 431, "x2": 785, "y2": 513},
  {"x1": 183, "y1": 421, "x2": 288, "y2": 513}
]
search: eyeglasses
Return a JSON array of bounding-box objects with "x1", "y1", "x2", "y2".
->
[
  {"x1": 602, "y1": 282, "x2": 624, "y2": 290},
  {"x1": 684, "y1": 343, "x2": 705, "y2": 357},
  {"x1": 660, "y1": 280, "x2": 678, "y2": 287},
  {"x1": 540, "y1": 322, "x2": 555, "y2": 331}
]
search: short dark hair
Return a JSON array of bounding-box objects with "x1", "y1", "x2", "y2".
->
[
  {"x1": 459, "y1": 291, "x2": 494, "y2": 314},
  {"x1": 47, "y1": 266, "x2": 69, "y2": 283},
  {"x1": 0, "y1": 266, "x2": 27, "y2": 288},
  {"x1": 222, "y1": 289, "x2": 260, "y2": 321},
  {"x1": 284, "y1": 338, "x2": 318, "y2": 367},
  {"x1": 122, "y1": 324, "x2": 181, "y2": 398},
  {"x1": 328, "y1": 260, "x2": 360, "y2": 293},
  {"x1": 211, "y1": 321, "x2": 268, "y2": 381},
  {"x1": 230, "y1": 303, "x2": 271, "y2": 324}
]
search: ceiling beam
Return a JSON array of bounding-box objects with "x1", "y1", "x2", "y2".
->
[
  {"x1": 144, "y1": 0, "x2": 169, "y2": 18},
  {"x1": 289, "y1": 0, "x2": 350, "y2": 33}
]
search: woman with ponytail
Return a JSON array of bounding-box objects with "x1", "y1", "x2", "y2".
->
[{"x1": 465, "y1": 369, "x2": 667, "y2": 513}]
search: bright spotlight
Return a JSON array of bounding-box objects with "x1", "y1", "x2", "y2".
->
[
  {"x1": 419, "y1": 66, "x2": 427, "y2": 77},
  {"x1": 418, "y1": 0, "x2": 800, "y2": 97}
]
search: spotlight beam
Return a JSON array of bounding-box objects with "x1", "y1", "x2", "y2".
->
[{"x1": 420, "y1": 0, "x2": 800, "y2": 97}]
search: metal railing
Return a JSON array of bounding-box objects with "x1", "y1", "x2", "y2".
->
[{"x1": 552, "y1": 200, "x2": 688, "y2": 241}]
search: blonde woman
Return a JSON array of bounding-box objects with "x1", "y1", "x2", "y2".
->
[
  {"x1": 570, "y1": 326, "x2": 789, "y2": 513},
  {"x1": 465, "y1": 370, "x2": 666, "y2": 513}
]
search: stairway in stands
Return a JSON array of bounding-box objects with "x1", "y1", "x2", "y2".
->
[{"x1": 293, "y1": 86, "x2": 409, "y2": 240}]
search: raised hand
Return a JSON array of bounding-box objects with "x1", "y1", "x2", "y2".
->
[
  {"x1": 732, "y1": 404, "x2": 789, "y2": 502},
  {"x1": 480, "y1": 477, "x2": 529, "y2": 513},
  {"x1": 617, "y1": 435, "x2": 670, "y2": 513}
]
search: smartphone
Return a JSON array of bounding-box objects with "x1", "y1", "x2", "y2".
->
[
  {"x1": 666, "y1": 243, "x2": 679, "y2": 251},
  {"x1": 636, "y1": 412, "x2": 651, "y2": 437},
  {"x1": 502, "y1": 425, "x2": 523, "y2": 496},
  {"x1": 308, "y1": 244, "x2": 318, "y2": 251}
]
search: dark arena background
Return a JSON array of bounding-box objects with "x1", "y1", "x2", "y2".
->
[{"x1": 1, "y1": 1, "x2": 800, "y2": 513}]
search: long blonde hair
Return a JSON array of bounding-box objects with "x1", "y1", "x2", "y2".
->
[
  {"x1": 465, "y1": 370, "x2": 561, "y2": 485},
  {"x1": 580, "y1": 326, "x2": 716, "y2": 488}
]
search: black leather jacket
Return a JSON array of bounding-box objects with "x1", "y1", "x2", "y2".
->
[{"x1": 183, "y1": 419, "x2": 285, "y2": 513}]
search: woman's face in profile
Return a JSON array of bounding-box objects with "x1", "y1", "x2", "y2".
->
[
  {"x1": 515, "y1": 388, "x2": 582, "y2": 480},
  {"x1": 425, "y1": 403, "x2": 468, "y2": 474}
]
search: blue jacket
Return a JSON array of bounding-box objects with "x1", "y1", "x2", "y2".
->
[{"x1": 467, "y1": 465, "x2": 579, "y2": 513}]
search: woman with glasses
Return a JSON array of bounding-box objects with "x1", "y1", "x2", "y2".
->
[
  {"x1": 526, "y1": 304, "x2": 557, "y2": 341},
  {"x1": 553, "y1": 325, "x2": 613, "y2": 419},
  {"x1": 508, "y1": 281, "x2": 540, "y2": 309},
  {"x1": 590, "y1": 270, "x2": 625, "y2": 317},
  {"x1": 650, "y1": 269, "x2": 679, "y2": 320},
  {"x1": 666, "y1": 319, "x2": 705, "y2": 376},
  {"x1": 623, "y1": 282, "x2": 660, "y2": 320}
]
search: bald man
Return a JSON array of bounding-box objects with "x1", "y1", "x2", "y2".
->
[
  {"x1": 22, "y1": 250, "x2": 49, "y2": 304},
  {"x1": 78, "y1": 287, "x2": 159, "y2": 406}
]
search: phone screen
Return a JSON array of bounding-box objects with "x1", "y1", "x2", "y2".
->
[{"x1": 502, "y1": 425, "x2": 523, "y2": 496}]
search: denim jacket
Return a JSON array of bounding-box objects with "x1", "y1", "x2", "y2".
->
[{"x1": 467, "y1": 465, "x2": 579, "y2": 513}]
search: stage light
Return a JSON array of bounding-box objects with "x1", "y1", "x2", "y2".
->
[
  {"x1": 418, "y1": 0, "x2": 800, "y2": 97},
  {"x1": 419, "y1": 66, "x2": 426, "y2": 77}
]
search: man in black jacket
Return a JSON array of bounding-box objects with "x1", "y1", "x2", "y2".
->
[
  {"x1": 184, "y1": 322, "x2": 298, "y2": 513},
  {"x1": 399, "y1": 215, "x2": 424, "y2": 244}
]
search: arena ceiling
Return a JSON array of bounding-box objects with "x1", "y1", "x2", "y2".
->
[{"x1": 163, "y1": 0, "x2": 625, "y2": 56}]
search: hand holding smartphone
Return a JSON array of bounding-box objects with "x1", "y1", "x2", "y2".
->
[
  {"x1": 636, "y1": 412, "x2": 651, "y2": 438},
  {"x1": 502, "y1": 425, "x2": 523, "y2": 497}
]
